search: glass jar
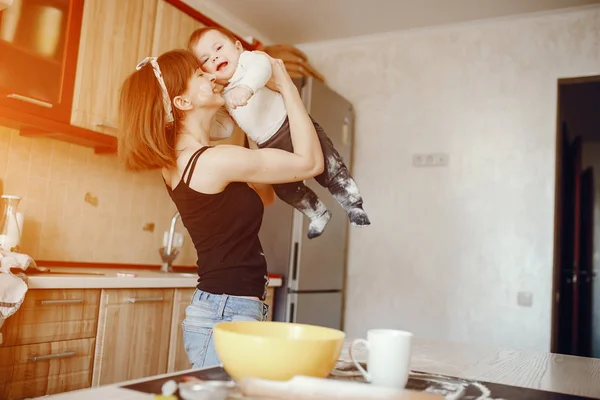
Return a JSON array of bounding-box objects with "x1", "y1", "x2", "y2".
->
[{"x1": 0, "y1": 194, "x2": 22, "y2": 252}]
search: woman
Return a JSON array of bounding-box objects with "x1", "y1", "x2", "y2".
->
[{"x1": 118, "y1": 49, "x2": 324, "y2": 368}]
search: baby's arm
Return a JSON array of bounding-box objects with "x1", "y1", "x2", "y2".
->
[
  {"x1": 226, "y1": 51, "x2": 272, "y2": 108},
  {"x1": 236, "y1": 51, "x2": 273, "y2": 94},
  {"x1": 209, "y1": 106, "x2": 235, "y2": 140}
]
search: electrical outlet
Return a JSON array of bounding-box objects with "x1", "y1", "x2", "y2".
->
[
  {"x1": 517, "y1": 291, "x2": 533, "y2": 307},
  {"x1": 413, "y1": 153, "x2": 449, "y2": 167}
]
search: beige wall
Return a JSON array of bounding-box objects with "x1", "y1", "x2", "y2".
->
[
  {"x1": 0, "y1": 126, "x2": 197, "y2": 266},
  {"x1": 298, "y1": 6, "x2": 600, "y2": 351}
]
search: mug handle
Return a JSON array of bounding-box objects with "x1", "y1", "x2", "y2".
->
[{"x1": 349, "y1": 338, "x2": 371, "y2": 382}]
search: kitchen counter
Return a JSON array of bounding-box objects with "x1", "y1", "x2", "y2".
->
[
  {"x1": 346, "y1": 339, "x2": 600, "y2": 399},
  {"x1": 25, "y1": 267, "x2": 283, "y2": 289},
  {"x1": 38, "y1": 337, "x2": 600, "y2": 399}
]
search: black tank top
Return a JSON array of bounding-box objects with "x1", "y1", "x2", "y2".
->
[{"x1": 166, "y1": 147, "x2": 268, "y2": 300}]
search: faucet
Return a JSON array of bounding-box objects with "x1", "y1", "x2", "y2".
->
[{"x1": 159, "y1": 211, "x2": 181, "y2": 273}]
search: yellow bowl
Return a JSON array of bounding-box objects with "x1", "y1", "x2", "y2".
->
[{"x1": 213, "y1": 321, "x2": 345, "y2": 381}]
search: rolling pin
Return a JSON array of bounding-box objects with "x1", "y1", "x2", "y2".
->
[{"x1": 238, "y1": 376, "x2": 443, "y2": 400}]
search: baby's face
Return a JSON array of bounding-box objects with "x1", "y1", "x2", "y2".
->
[{"x1": 192, "y1": 30, "x2": 243, "y2": 85}]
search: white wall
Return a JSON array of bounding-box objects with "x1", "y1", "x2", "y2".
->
[
  {"x1": 298, "y1": 6, "x2": 600, "y2": 351},
  {"x1": 183, "y1": 0, "x2": 275, "y2": 45}
]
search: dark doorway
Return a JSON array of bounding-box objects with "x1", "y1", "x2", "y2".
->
[{"x1": 552, "y1": 76, "x2": 600, "y2": 357}]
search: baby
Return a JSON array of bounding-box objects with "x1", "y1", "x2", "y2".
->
[{"x1": 189, "y1": 27, "x2": 370, "y2": 239}]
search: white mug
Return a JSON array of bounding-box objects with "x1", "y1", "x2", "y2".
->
[{"x1": 349, "y1": 329, "x2": 413, "y2": 389}]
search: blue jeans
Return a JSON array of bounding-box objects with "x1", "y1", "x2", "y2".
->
[{"x1": 182, "y1": 289, "x2": 269, "y2": 369}]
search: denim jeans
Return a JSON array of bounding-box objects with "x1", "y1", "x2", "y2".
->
[{"x1": 182, "y1": 289, "x2": 269, "y2": 369}]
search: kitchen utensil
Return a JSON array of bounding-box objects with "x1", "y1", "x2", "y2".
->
[
  {"x1": 178, "y1": 380, "x2": 235, "y2": 400},
  {"x1": 0, "y1": 195, "x2": 21, "y2": 252},
  {"x1": 350, "y1": 329, "x2": 413, "y2": 389},
  {"x1": 213, "y1": 321, "x2": 345, "y2": 381}
]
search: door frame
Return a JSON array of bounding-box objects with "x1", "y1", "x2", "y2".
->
[{"x1": 551, "y1": 74, "x2": 600, "y2": 353}]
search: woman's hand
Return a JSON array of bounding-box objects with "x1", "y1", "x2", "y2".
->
[{"x1": 254, "y1": 51, "x2": 296, "y2": 95}]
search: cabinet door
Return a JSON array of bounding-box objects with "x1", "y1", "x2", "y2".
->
[
  {"x1": 0, "y1": 289, "x2": 100, "y2": 346},
  {"x1": 70, "y1": 0, "x2": 158, "y2": 136},
  {"x1": 0, "y1": 338, "x2": 95, "y2": 399},
  {"x1": 0, "y1": 0, "x2": 84, "y2": 121},
  {"x1": 92, "y1": 289, "x2": 174, "y2": 386},
  {"x1": 167, "y1": 288, "x2": 194, "y2": 373},
  {"x1": 151, "y1": 0, "x2": 205, "y2": 56}
]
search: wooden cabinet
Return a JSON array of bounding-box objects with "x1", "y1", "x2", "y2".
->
[
  {"x1": 152, "y1": 0, "x2": 205, "y2": 56},
  {"x1": 0, "y1": 0, "x2": 258, "y2": 152},
  {"x1": 0, "y1": 284, "x2": 277, "y2": 398},
  {"x1": 0, "y1": 338, "x2": 95, "y2": 399},
  {"x1": 167, "y1": 288, "x2": 194, "y2": 373},
  {"x1": 0, "y1": 289, "x2": 100, "y2": 399},
  {"x1": 70, "y1": 0, "x2": 158, "y2": 137},
  {"x1": 0, "y1": 0, "x2": 84, "y2": 122},
  {"x1": 0, "y1": 289, "x2": 100, "y2": 347},
  {"x1": 91, "y1": 288, "x2": 174, "y2": 386}
]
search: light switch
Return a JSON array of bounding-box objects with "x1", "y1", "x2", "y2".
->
[
  {"x1": 413, "y1": 153, "x2": 449, "y2": 167},
  {"x1": 517, "y1": 291, "x2": 533, "y2": 307}
]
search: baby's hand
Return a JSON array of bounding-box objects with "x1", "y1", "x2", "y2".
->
[{"x1": 226, "y1": 86, "x2": 253, "y2": 109}]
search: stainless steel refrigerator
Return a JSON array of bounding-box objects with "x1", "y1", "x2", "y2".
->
[{"x1": 258, "y1": 76, "x2": 354, "y2": 331}]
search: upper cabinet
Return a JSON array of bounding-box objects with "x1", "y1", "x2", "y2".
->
[
  {"x1": 152, "y1": 0, "x2": 205, "y2": 56},
  {"x1": 0, "y1": 0, "x2": 84, "y2": 122},
  {"x1": 70, "y1": 0, "x2": 158, "y2": 137},
  {"x1": 0, "y1": 0, "x2": 259, "y2": 152}
]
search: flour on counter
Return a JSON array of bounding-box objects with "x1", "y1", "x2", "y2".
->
[{"x1": 331, "y1": 362, "x2": 504, "y2": 400}]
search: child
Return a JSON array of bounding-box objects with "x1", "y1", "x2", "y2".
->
[{"x1": 189, "y1": 27, "x2": 370, "y2": 239}]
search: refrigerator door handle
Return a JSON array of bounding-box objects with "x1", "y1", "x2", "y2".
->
[
  {"x1": 288, "y1": 302, "x2": 296, "y2": 323},
  {"x1": 291, "y1": 242, "x2": 299, "y2": 282},
  {"x1": 286, "y1": 292, "x2": 298, "y2": 323}
]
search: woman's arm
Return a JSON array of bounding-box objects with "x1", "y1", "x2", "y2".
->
[
  {"x1": 208, "y1": 58, "x2": 323, "y2": 185},
  {"x1": 247, "y1": 138, "x2": 275, "y2": 206}
]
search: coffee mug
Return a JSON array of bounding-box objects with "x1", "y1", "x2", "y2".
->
[{"x1": 349, "y1": 329, "x2": 413, "y2": 389}]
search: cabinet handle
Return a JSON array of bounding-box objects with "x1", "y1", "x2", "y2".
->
[
  {"x1": 40, "y1": 299, "x2": 83, "y2": 305},
  {"x1": 94, "y1": 122, "x2": 118, "y2": 130},
  {"x1": 28, "y1": 351, "x2": 76, "y2": 362},
  {"x1": 126, "y1": 297, "x2": 164, "y2": 303},
  {"x1": 6, "y1": 94, "x2": 53, "y2": 108}
]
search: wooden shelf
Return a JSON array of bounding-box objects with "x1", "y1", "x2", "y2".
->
[{"x1": 0, "y1": 105, "x2": 117, "y2": 153}]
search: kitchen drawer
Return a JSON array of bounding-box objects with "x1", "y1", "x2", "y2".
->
[
  {"x1": 0, "y1": 338, "x2": 94, "y2": 399},
  {"x1": 101, "y1": 288, "x2": 174, "y2": 305},
  {"x1": 0, "y1": 289, "x2": 101, "y2": 346}
]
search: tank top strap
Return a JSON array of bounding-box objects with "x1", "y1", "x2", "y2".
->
[{"x1": 181, "y1": 146, "x2": 212, "y2": 186}]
